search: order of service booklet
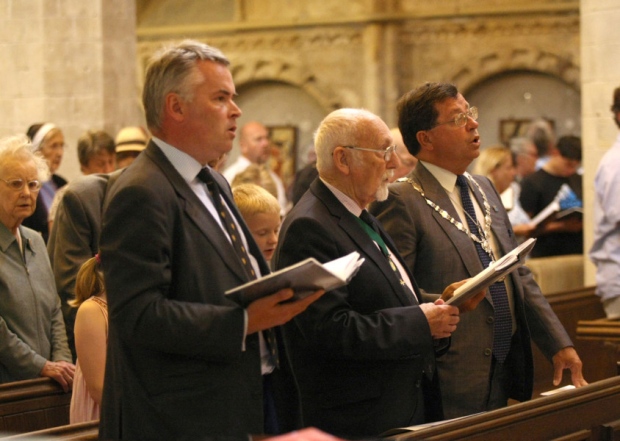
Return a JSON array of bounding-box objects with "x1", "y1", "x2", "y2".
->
[
  {"x1": 225, "y1": 251, "x2": 365, "y2": 307},
  {"x1": 446, "y1": 238, "x2": 537, "y2": 307}
]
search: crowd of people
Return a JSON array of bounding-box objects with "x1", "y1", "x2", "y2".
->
[{"x1": 1, "y1": 38, "x2": 618, "y2": 440}]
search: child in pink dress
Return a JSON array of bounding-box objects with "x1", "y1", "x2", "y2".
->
[{"x1": 69, "y1": 254, "x2": 107, "y2": 423}]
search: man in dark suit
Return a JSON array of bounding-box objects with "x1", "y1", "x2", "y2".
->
[
  {"x1": 370, "y1": 82, "x2": 587, "y2": 419},
  {"x1": 98, "y1": 40, "x2": 323, "y2": 440},
  {"x1": 273, "y1": 108, "x2": 483, "y2": 439}
]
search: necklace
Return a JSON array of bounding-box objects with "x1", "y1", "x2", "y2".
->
[{"x1": 399, "y1": 175, "x2": 494, "y2": 257}]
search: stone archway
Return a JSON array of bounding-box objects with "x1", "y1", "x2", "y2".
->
[
  {"x1": 449, "y1": 47, "x2": 580, "y2": 96},
  {"x1": 228, "y1": 55, "x2": 343, "y2": 114}
]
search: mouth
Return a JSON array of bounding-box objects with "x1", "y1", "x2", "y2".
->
[
  {"x1": 471, "y1": 134, "x2": 481, "y2": 146},
  {"x1": 228, "y1": 126, "x2": 237, "y2": 137}
]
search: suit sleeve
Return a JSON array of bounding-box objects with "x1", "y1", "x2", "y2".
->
[
  {"x1": 275, "y1": 215, "x2": 435, "y2": 361},
  {"x1": 100, "y1": 181, "x2": 245, "y2": 361}
]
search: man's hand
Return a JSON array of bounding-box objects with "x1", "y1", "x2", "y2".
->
[
  {"x1": 440, "y1": 280, "x2": 486, "y2": 313},
  {"x1": 40, "y1": 360, "x2": 76, "y2": 392},
  {"x1": 419, "y1": 299, "x2": 460, "y2": 339},
  {"x1": 246, "y1": 288, "x2": 325, "y2": 335},
  {"x1": 552, "y1": 346, "x2": 588, "y2": 387}
]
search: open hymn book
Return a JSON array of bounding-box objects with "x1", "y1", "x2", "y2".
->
[
  {"x1": 225, "y1": 251, "x2": 365, "y2": 307},
  {"x1": 446, "y1": 238, "x2": 537, "y2": 307}
]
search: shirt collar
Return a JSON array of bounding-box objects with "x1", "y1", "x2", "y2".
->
[
  {"x1": 320, "y1": 178, "x2": 363, "y2": 217},
  {"x1": 420, "y1": 160, "x2": 472, "y2": 193},
  {"x1": 151, "y1": 136, "x2": 205, "y2": 184}
]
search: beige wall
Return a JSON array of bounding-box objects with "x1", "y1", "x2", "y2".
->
[
  {"x1": 1, "y1": 0, "x2": 143, "y2": 181},
  {"x1": 580, "y1": 0, "x2": 620, "y2": 286}
]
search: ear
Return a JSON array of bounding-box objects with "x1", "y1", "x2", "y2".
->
[
  {"x1": 332, "y1": 146, "x2": 351, "y2": 175},
  {"x1": 165, "y1": 93, "x2": 186, "y2": 123},
  {"x1": 416, "y1": 130, "x2": 433, "y2": 152}
]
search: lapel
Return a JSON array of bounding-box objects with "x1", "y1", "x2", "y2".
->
[
  {"x1": 145, "y1": 144, "x2": 264, "y2": 282},
  {"x1": 412, "y1": 164, "x2": 484, "y2": 278},
  {"x1": 469, "y1": 174, "x2": 511, "y2": 257},
  {"x1": 311, "y1": 180, "x2": 419, "y2": 306}
]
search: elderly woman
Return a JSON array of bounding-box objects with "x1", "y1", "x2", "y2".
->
[
  {"x1": 473, "y1": 145, "x2": 534, "y2": 240},
  {"x1": 0, "y1": 135, "x2": 74, "y2": 391},
  {"x1": 22, "y1": 123, "x2": 67, "y2": 242}
]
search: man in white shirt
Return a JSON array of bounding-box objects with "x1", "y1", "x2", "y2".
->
[
  {"x1": 224, "y1": 121, "x2": 289, "y2": 213},
  {"x1": 590, "y1": 86, "x2": 620, "y2": 318}
]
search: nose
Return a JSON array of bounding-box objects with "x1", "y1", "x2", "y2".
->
[
  {"x1": 387, "y1": 150, "x2": 401, "y2": 170},
  {"x1": 230, "y1": 100, "x2": 242, "y2": 119}
]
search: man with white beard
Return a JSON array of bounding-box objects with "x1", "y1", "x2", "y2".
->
[{"x1": 273, "y1": 108, "x2": 484, "y2": 439}]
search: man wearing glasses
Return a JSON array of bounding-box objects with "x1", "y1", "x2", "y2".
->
[
  {"x1": 371, "y1": 82, "x2": 586, "y2": 419},
  {"x1": 273, "y1": 108, "x2": 484, "y2": 438}
]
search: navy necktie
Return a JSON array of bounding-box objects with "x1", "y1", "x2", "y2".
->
[{"x1": 456, "y1": 175, "x2": 512, "y2": 364}]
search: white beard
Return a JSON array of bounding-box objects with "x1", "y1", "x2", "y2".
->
[{"x1": 374, "y1": 169, "x2": 394, "y2": 202}]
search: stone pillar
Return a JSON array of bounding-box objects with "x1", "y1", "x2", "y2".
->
[
  {"x1": 1, "y1": 0, "x2": 143, "y2": 181},
  {"x1": 581, "y1": 0, "x2": 620, "y2": 286}
]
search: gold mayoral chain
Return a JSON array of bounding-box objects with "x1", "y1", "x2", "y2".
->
[{"x1": 399, "y1": 175, "x2": 494, "y2": 258}]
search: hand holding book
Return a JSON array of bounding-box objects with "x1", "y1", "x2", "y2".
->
[{"x1": 443, "y1": 238, "x2": 537, "y2": 307}]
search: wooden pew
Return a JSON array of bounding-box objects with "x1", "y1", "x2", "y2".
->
[
  {"x1": 0, "y1": 421, "x2": 98, "y2": 440},
  {"x1": 386, "y1": 376, "x2": 620, "y2": 441},
  {"x1": 577, "y1": 316, "x2": 620, "y2": 375},
  {"x1": 529, "y1": 286, "x2": 616, "y2": 397},
  {"x1": 0, "y1": 378, "x2": 70, "y2": 434}
]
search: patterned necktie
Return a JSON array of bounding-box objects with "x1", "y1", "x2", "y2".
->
[
  {"x1": 197, "y1": 168, "x2": 278, "y2": 366},
  {"x1": 456, "y1": 175, "x2": 512, "y2": 364},
  {"x1": 197, "y1": 167, "x2": 256, "y2": 279}
]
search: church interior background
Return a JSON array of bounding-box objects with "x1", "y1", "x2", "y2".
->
[{"x1": 2, "y1": 0, "x2": 619, "y2": 286}]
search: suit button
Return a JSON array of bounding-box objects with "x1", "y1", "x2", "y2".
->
[
  {"x1": 484, "y1": 348, "x2": 492, "y2": 356},
  {"x1": 487, "y1": 316, "x2": 494, "y2": 324}
]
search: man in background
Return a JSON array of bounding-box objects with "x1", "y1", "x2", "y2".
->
[
  {"x1": 114, "y1": 126, "x2": 148, "y2": 169},
  {"x1": 371, "y1": 82, "x2": 585, "y2": 420},
  {"x1": 590, "y1": 86, "x2": 620, "y2": 318},
  {"x1": 520, "y1": 135, "x2": 583, "y2": 258},
  {"x1": 224, "y1": 121, "x2": 289, "y2": 213}
]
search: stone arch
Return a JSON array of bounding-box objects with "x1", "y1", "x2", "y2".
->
[
  {"x1": 448, "y1": 47, "x2": 580, "y2": 96},
  {"x1": 228, "y1": 55, "x2": 343, "y2": 113}
]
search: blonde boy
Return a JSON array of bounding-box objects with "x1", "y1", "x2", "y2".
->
[{"x1": 232, "y1": 183, "x2": 281, "y2": 262}]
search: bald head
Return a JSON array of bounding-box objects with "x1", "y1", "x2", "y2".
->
[{"x1": 240, "y1": 121, "x2": 270, "y2": 164}]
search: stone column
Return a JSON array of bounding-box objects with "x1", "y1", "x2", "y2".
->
[
  {"x1": 581, "y1": 0, "x2": 620, "y2": 286},
  {"x1": 1, "y1": 0, "x2": 142, "y2": 181}
]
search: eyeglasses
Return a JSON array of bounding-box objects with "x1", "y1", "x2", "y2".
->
[
  {"x1": 342, "y1": 144, "x2": 397, "y2": 162},
  {"x1": 431, "y1": 106, "x2": 478, "y2": 129},
  {"x1": 1, "y1": 178, "x2": 42, "y2": 192}
]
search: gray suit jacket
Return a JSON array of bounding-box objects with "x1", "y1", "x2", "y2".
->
[
  {"x1": 371, "y1": 163, "x2": 572, "y2": 419},
  {"x1": 99, "y1": 142, "x2": 293, "y2": 439},
  {"x1": 47, "y1": 171, "x2": 123, "y2": 360},
  {"x1": 274, "y1": 178, "x2": 444, "y2": 438}
]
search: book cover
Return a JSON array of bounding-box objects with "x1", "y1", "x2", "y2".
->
[
  {"x1": 225, "y1": 251, "x2": 365, "y2": 307},
  {"x1": 446, "y1": 238, "x2": 537, "y2": 307}
]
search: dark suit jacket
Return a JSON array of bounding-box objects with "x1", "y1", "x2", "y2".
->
[
  {"x1": 99, "y1": 142, "x2": 298, "y2": 440},
  {"x1": 47, "y1": 171, "x2": 123, "y2": 361},
  {"x1": 274, "y1": 178, "x2": 444, "y2": 439},
  {"x1": 23, "y1": 173, "x2": 67, "y2": 242},
  {"x1": 370, "y1": 163, "x2": 573, "y2": 419}
]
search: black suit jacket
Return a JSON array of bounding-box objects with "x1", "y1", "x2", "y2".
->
[
  {"x1": 99, "y1": 142, "x2": 298, "y2": 440},
  {"x1": 274, "y1": 178, "x2": 444, "y2": 439},
  {"x1": 23, "y1": 173, "x2": 67, "y2": 242}
]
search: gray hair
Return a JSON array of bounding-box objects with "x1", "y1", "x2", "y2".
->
[
  {"x1": 526, "y1": 119, "x2": 555, "y2": 157},
  {"x1": 142, "y1": 39, "x2": 230, "y2": 131},
  {"x1": 0, "y1": 134, "x2": 49, "y2": 181},
  {"x1": 509, "y1": 137, "x2": 534, "y2": 156},
  {"x1": 314, "y1": 108, "x2": 377, "y2": 175}
]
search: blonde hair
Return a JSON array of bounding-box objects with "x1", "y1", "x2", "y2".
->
[
  {"x1": 473, "y1": 145, "x2": 512, "y2": 178},
  {"x1": 231, "y1": 164, "x2": 278, "y2": 199},
  {"x1": 233, "y1": 183, "x2": 281, "y2": 219},
  {"x1": 70, "y1": 255, "x2": 105, "y2": 308}
]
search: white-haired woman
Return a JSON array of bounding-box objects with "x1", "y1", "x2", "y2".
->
[{"x1": 0, "y1": 134, "x2": 74, "y2": 390}]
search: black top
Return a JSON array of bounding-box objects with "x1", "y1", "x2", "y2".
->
[{"x1": 22, "y1": 173, "x2": 67, "y2": 243}]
